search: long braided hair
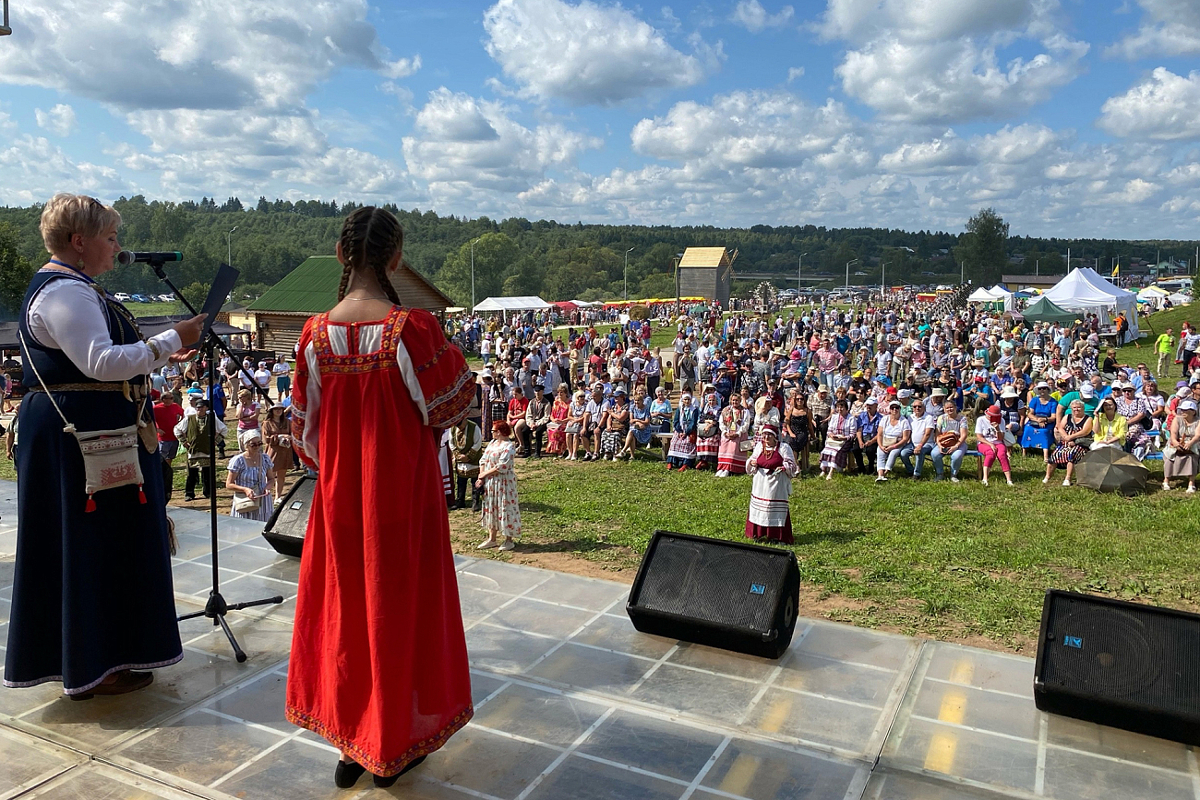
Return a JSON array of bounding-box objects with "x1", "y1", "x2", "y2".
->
[{"x1": 336, "y1": 206, "x2": 404, "y2": 305}]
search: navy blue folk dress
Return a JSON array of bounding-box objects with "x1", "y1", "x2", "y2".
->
[{"x1": 3, "y1": 268, "x2": 181, "y2": 695}]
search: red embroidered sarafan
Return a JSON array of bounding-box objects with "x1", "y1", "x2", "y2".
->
[{"x1": 286, "y1": 307, "x2": 474, "y2": 776}]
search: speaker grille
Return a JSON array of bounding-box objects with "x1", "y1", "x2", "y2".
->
[
  {"x1": 1041, "y1": 594, "x2": 1200, "y2": 710},
  {"x1": 636, "y1": 535, "x2": 789, "y2": 632}
]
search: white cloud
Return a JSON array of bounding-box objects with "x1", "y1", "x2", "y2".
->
[
  {"x1": 819, "y1": 0, "x2": 1087, "y2": 123},
  {"x1": 1099, "y1": 68, "x2": 1200, "y2": 141},
  {"x1": 819, "y1": 0, "x2": 1035, "y2": 42},
  {"x1": 631, "y1": 91, "x2": 852, "y2": 167},
  {"x1": 482, "y1": 0, "x2": 717, "y2": 105},
  {"x1": 0, "y1": 0, "x2": 423, "y2": 202},
  {"x1": 1107, "y1": 0, "x2": 1200, "y2": 59},
  {"x1": 0, "y1": 0, "x2": 418, "y2": 112},
  {"x1": 786, "y1": 66, "x2": 805, "y2": 83},
  {"x1": 0, "y1": 133, "x2": 125, "y2": 206},
  {"x1": 34, "y1": 104, "x2": 77, "y2": 136},
  {"x1": 731, "y1": 0, "x2": 794, "y2": 33},
  {"x1": 402, "y1": 88, "x2": 602, "y2": 205},
  {"x1": 837, "y1": 33, "x2": 1088, "y2": 123},
  {"x1": 877, "y1": 132, "x2": 974, "y2": 174}
]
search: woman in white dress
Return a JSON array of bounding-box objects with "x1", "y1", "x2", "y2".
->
[
  {"x1": 477, "y1": 420, "x2": 520, "y2": 551},
  {"x1": 745, "y1": 425, "x2": 798, "y2": 544}
]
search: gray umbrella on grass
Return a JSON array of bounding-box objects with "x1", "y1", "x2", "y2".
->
[{"x1": 1074, "y1": 447, "x2": 1150, "y2": 494}]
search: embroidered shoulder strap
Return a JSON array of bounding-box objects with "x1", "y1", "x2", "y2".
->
[{"x1": 381, "y1": 306, "x2": 410, "y2": 354}]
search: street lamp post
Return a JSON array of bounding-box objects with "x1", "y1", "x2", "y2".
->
[
  {"x1": 226, "y1": 226, "x2": 237, "y2": 267},
  {"x1": 798, "y1": 252, "x2": 808, "y2": 294},
  {"x1": 880, "y1": 262, "x2": 888, "y2": 299},
  {"x1": 470, "y1": 237, "x2": 480, "y2": 312},
  {"x1": 844, "y1": 259, "x2": 858, "y2": 291},
  {"x1": 624, "y1": 247, "x2": 634, "y2": 302}
]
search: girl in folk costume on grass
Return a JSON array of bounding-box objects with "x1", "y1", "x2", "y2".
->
[
  {"x1": 716, "y1": 393, "x2": 752, "y2": 477},
  {"x1": 745, "y1": 425, "x2": 799, "y2": 544},
  {"x1": 476, "y1": 420, "x2": 521, "y2": 550},
  {"x1": 285, "y1": 207, "x2": 475, "y2": 790},
  {"x1": 666, "y1": 392, "x2": 698, "y2": 470}
]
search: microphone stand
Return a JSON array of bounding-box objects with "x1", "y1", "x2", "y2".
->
[{"x1": 152, "y1": 259, "x2": 282, "y2": 662}]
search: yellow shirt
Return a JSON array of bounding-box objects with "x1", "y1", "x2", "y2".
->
[{"x1": 1093, "y1": 414, "x2": 1127, "y2": 442}]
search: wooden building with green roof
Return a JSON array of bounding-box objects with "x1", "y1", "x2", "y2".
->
[{"x1": 246, "y1": 255, "x2": 453, "y2": 356}]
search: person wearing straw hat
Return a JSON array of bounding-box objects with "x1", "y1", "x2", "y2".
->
[{"x1": 745, "y1": 425, "x2": 798, "y2": 544}]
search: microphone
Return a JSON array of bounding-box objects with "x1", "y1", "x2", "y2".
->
[{"x1": 117, "y1": 250, "x2": 183, "y2": 265}]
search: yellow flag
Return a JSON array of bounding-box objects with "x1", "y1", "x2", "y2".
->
[{"x1": 1111, "y1": 264, "x2": 1119, "y2": 277}]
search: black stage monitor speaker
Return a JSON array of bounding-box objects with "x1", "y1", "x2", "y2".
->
[
  {"x1": 626, "y1": 530, "x2": 800, "y2": 659},
  {"x1": 1035, "y1": 589, "x2": 1200, "y2": 746},
  {"x1": 262, "y1": 475, "x2": 314, "y2": 558}
]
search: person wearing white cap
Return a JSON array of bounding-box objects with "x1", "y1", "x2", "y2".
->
[
  {"x1": 744, "y1": 425, "x2": 799, "y2": 544},
  {"x1": 875, "y1": 401, "x2": 911, "y2": 482},
  {"x1": 1021, "y1": 382, "x2": 1058, "y2": 462},
  {"x1": 1162, "y1": 399, "x2": 1200, "y2": 492}
]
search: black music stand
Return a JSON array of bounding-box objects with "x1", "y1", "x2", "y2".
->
[{"x1": 153, "y1": 260, "x2": 283, "y2": 662}]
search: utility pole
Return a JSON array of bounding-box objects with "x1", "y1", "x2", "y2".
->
[
  {"x1": 470, "y1": 237, "x2": 480, "y2": 311},
  {"x1": 961, "y1": 261, "x2": 965, "y2": 285},
  {"x1": 845, "y1": 259, "x2": 858, "y2": 291},
  {"x1": 880, "y1": 262, "x2": 888, "y2": 297},
  {"x1": 226, "y1": 226, "x2": 237, "y2": 267},
  {"x1": 624, "y1": 247, "x2": 634, "y2": 302},
  {"x1": 798, "y1": 252, "x2": 808, "y2": 293}
]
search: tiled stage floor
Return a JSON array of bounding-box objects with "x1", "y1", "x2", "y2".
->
[{"x1": 0, "y1": 481, "x2": 1195, "y2": 799}]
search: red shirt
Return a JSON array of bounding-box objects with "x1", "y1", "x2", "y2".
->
[
  {"x1": 507, "y1": 397, "x2": 530, "y2": 421},
  {"x1": 153, "y1": 401, "x2": 185, "y2": 442}
]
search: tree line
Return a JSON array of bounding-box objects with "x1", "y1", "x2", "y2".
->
[{"x1": 0, "y1": 197, "x2": 1196, "y2": 318}]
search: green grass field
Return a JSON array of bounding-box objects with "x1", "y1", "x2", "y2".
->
[
  {"x1": 128, "y1": 301, "x2": 185, "y2": 317},
  {"x1": 493, "y1": 449, "x2": 1200, "y2": 653}
]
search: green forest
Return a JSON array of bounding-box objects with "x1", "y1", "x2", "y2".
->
[{"x1": 0, "y1": 196, "x2": 1197, "y2": 316}]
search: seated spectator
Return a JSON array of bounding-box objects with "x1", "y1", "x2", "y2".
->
[
  {"x1": 1091, "y1": 397, "x2": 1127, "y2": 450},
  {"x1": 876, "y1": 401, "x2": 911, "y2": 482},
  {"x1": 1163, "y1": 399, "x2": 1200, "y2": 493},
  {"x1": 819, "y1": 399, "x2": 856, "y2": 480},
  {"x1": 976, "y1": 404, "x2": 1014, "y2": 486},
  {"x1": 931, "y1": 401, "x2": 968, "y2": 482},
  {"x1": 1048, "y1": 399, "x2": 1092, "y2": 486}
]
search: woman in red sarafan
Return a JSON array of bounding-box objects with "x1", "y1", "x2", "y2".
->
[{"x1": 285, "y1": 207, "x2": 475, "y2": 790}]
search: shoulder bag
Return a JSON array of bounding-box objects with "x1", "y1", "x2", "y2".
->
[{"x1": 21, "y1": 331, "x2": 146, "y2": 512}]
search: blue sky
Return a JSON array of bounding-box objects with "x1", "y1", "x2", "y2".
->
[{"x1": 1, "y1": 0, "x2": 1199, "y2": 239}]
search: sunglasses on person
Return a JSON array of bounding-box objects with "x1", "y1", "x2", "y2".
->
[{"x1": 248, "y1": 441, "x2": 262, "y2": 447}]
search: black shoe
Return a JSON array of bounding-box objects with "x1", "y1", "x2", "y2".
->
[
  {"x1": 334, "y1": 759, "x2": 367, "y2": 789},
  {"x1": 374, "y1": 756, "x2": 425, "y2": 788}
]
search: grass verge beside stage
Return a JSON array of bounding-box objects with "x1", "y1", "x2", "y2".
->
[{"x1": 449, "y1": 449, "x2": 1200, "y2": 655}]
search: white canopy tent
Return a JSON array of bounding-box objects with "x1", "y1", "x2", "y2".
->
[
  {"x1": 473, "y1": 295, "x2": 551, "y2": 314},
  {"x1": 1137, "y1": 286, "x2": 1169, "y2": 311},
  {"x1": 967, "y1": 286, "x2": 1005, "y2": 303},
  {"x1": 1042, "y1": 268, "x2": 1139, "y2": 337}
]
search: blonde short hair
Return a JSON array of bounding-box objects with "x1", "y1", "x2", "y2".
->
[{"x1": 39, "y1": 193, "x2": 122, "y2": 255}]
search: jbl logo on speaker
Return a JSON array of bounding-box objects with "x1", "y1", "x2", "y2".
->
[
  {"x1": 749, "y1": 584, "x2": 766, "y2": 595},
  {"x1": 1062, "y1": 635, "x2": 1083, "y2": 649}
]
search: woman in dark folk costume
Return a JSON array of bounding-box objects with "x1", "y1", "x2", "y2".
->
[{"x1": 5, "y1": 194, "x2": 204, "y2": 700}]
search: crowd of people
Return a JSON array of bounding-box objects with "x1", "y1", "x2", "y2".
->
[{"x1": 448, "y1": 298, "x2": 1200, "y2": 495}]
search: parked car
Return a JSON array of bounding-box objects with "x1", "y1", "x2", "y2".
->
[
  {"x1": 113, "y1": 292, "x2": 132, "y2": 301},
  {"x1": 131, "y1": 294, "x2": 152, "y2": 303},
  {"x1": 158, "y1": 294, "x2": 175, "y2": 302}
]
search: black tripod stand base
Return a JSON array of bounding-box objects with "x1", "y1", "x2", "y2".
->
[{"x1": 177, "y1": 591, "x2": 285, "y2": 663}]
